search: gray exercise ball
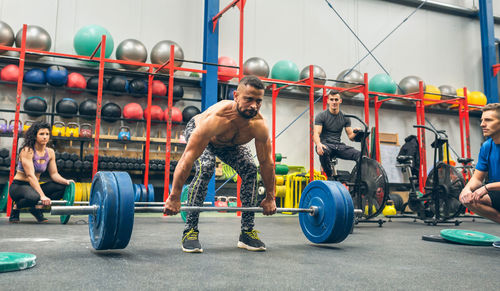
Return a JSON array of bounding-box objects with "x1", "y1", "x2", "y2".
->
[
  {"x1": 243, "y1": 57, "x2": 269, "y2": 78},
  {"x1": 0, "y1": 21, "x2": 14, "y2": 54},
  {"x1": 116, "y1": 39, "x2": 147, "y2": 70},
  {"x1": 299, "y1": 65, "x2": 326, "y2": 92},
  {"x1": 438, "y1": 85, "x2": 457, "y2": 108},
  {"x1": 15, "y1": 25, "x2": 51, "y2": 58},
  {"x1": 398, "y1": 75, "x2": 425, "y2": 95},
  {"x1": 336, "y1": 68, "x2": 364, "y2": 98},
  {"x1": 150, "y1": 40, "x2": 184, "y2": 69}
]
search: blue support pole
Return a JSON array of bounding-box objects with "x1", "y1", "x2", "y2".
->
[
  {"x1": 479, "y1": 0, "x2": 499, "y2": 103},
  {"x1": 202, "y1": 0, "x2": 220, "y2": 204}
]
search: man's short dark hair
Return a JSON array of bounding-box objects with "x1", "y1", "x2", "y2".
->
[
  {"x1": 328, "y1": 90, "x2": 341, "y2": 97},
  {"x1": 482, "y1": 103, "x2": 500, "y2": 119},
  {"x1": 239, "y1": 75, "x2": 265, "y2": 90}
]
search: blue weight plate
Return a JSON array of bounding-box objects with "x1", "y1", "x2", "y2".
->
[
  {"x1": 147, "y1": 184, "x2": 154, "y2": 202},
  {"x1": 299, "y1": 180, "x2": 346, "y2": 244},
  {"x1": 327, "y1": 181, "x2": 354, "y2": 243},
  {"x1": 140, "y1": 184, "x2": 147, "y2": 202},
  {"x1": 89, "y1": 172, "x2": 119, "y2": 250},
  {"x1": 133, "y1": 184, "x2": 140, "y2": 202},
  {"x1": 60, "y1": 182, "x2": 75, "y2": 224},
  {"x1": 111, "y1": 172, "x2": 135, "y2": 249}
]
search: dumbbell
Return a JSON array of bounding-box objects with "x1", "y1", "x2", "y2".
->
[
  {"x1": 61, "y1": 152, "x2": 70, "y2": 160},
  {"x1": 70, "y1": 153, "x2": 79, "y2": 161},
  {"x1": 3, "y1": 157, "x2": 10, "y2": 166},
  {"x1": 0, "y1": 157, "x2": 4, "y2": 166},
  {"x1": 64, "y1": 160, "x2": 74, "y2": 169},
  {"x1": 56, "y1": 159, "x2": 65, "y2": 169},
  {"x1": 83, "y1": 160, "x2": 91, "y2": 169},
  {"x1": 84, "y1": 155, "x2": 93, "y2": 162},
  {"x1": 74, "y1": 160, "x2": 83, "y2": 169},
  {"x1": 0, "y1": 148, "x2": 9, "y2": 158}
]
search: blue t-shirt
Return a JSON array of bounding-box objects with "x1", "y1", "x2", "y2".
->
[{"x1": 475, "y1": 138, "x2": 500, "y2": 183}]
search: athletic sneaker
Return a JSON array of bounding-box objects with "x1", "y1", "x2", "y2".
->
[
  {"x1": 29, "y1": 207, "x2": 48, "y2": 223},
  {"x1": 238, "y1": 229, "x2": 266, "y2": 251},
  {"x1": 9, "y1": 209, "x2": 20, "y2": 223},
  {"x1": 182, "y1": 228, "x2": 203, "y2": 253}
]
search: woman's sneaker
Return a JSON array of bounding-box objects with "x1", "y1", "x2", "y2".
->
[
  {"x1": 182, "y1": 228, "x2": 203, "y2": 253},
  {"x1": 238, "y1": 229, "x2": 266, "y2": 251},
  {"x1": 29, "y1": 207, "x2": 48, "y2": 223},
  {"x1": 9, "y1": 209, "x2": 20, "y2": 223}
]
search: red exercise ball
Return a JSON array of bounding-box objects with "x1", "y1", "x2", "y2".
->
[
  {"x1": 123, "y1": 103, "x2": 143, "y2": 120},
  {"x1": 164, "y1": 106, "x2": 182, "y2": 122},
  {"x1": 218, "y1": 56, "x2": 238, "y2": 82},
  {"x1": 67, "y1": 72, "x2": 86, "y2": 94},
  {"x1": 144, "y1": 105, "x2": 164, "y2": 121},
  {"x1": 152, "y1": 80, "x2": 167, "y2": 96},
  {"x1": 1, "y1": 64, "x2": 21, "y2": 83}
]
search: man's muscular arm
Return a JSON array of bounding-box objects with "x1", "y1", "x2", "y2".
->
[
  {"x1": 164, "y1": 116, "x2": 224, "y2": 215},
  {"x1": 254, "y1": 121, "x2": 277, "y2": 215}
]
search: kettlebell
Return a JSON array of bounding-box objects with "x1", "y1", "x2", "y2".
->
[
  {"x1": 80, "y1": 123, "x2": 92, "y2": 138},
  {"x1": 0, "y1": 118, "x2": 7, "y2": 133},
  {"x1": 227, "y1": 196, "x2": 237, "y2": 207},
  {"x1": 7, "y1": 120, "x2": 23, "y2": 133},
  {"x1": 364, "y1": 204, "x2": 377, "y2": 216},
  {"x1": 382, "y1": 200, "x2": 397, "y2": 217},
  {"x1": 23, "y1": 120, "x2": 34, "y2": 133},
  {"x1": 65, "y1": 122, "x2": 80, "y2": 137},
  {"x1": 117, "y1": 126, "x2": 131, "y2": 141},
  {"x1": 52, "y1": 121, "x2": 66, "y2": 137}
]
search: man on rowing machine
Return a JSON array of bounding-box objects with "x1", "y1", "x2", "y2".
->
[
  {"x1": 164, "y1": 76, "x2": 277, "y2": 253},
  {"x1": 313, "y1": 91, "x2": 361, "y2": 180}
]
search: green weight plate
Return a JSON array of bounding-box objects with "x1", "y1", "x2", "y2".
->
[
  {"x1": 60, "y1": 182, "x2": 75, "y2": 224},
  {"x1": 440, "y1": 229, "x2": 500, "y2": 246},
  {"x1": 275, "y1": 153, "x2": 282, "y2": 162},
  {"x1": 0, "y1": 184, "x2": 8, "y2": 212},
  {"x1": 0, "y1": 252, "x2": 36, "y2": 273},
  {"x1": 180, "y1": 185, "x2": 189, "y2": 222},
  {"x1": 275, "y1": 164, "x2": 289, "y2": 175}
]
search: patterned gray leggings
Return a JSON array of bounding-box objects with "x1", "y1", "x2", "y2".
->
[{"x1": 184, "y1": 118, "x2": 260, "y2": 231}]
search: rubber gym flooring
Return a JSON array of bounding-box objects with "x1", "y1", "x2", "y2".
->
[{"x1": 1, "y1": 213, "x2": 499, "y2": 290}]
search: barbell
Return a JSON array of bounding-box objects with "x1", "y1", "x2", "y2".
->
[{"x1": 51, "y1": 171, "x2": 357, "y2": 250}]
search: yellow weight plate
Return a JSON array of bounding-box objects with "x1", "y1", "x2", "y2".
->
[
  {"x1": 75, "y1": 183, "x2": 82, "y2": 202},
  {"x1": 86, "y1": 183, "x2": 91, "y2": 201}
]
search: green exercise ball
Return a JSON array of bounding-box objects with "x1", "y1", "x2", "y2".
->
[
  {"x1": 73, "y1": 25, "x2": 114, "y2": 58},
  {"x1": 369, "y1": 73, "x2": 397, "y2": 100},
  {"x1": 271, "y1": 60, "x2": 299, "y2": 87}
]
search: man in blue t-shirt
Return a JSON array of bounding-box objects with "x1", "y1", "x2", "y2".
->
[
  {"x1": 313, "y1": 91, "x2": 361, "y2": 180},
  {"x1": 459, "y1": 103, "x2": 500, "y2": 223}
]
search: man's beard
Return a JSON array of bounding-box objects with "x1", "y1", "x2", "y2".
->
[{"x1": 237, "y1": 105, "x2": 257, "y2": 119}]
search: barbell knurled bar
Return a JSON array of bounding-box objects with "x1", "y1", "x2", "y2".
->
[{"x1": 51, "y1": 171, "x2": 356, "y2": 250}]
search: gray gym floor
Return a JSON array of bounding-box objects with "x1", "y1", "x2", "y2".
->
[{"x1": 1, "y1": 213, "x2": 499, "y2": 290}]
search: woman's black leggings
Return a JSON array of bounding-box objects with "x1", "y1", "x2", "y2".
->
[{"x1": 9, "y1": 180, "x2": 67, "y2": 208}]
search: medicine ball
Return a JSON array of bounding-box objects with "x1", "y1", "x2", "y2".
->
[
  {"x1": 166, "y1": 106, "x2": 183, "y2": 123},
  {"x1": 182, "y1": 106, "x2": 200, "y2": 122},
  {"x1": 46, "y1": 65, "x2": 68, "y2": 86},
  {"x1": 108, "y1": 76, "x2": 129, "y2": 94},
  {"x1": 0, "y1": 64, "x2": 20, "y2": 83},
  {"x1": 101, "y1": 102, "x2": 121, "y2": 122},
  {"x1": 128, "y1": 78, "x2": 147, "y2": 94},
  {"x1": 144, "y1": 105, "x2": 163, "y2": 121},
  {"x1": 152, "y1": 80, "x2": 167, "y2": 96},
  {"x1": 79, "y1": 99, "x2": 97, "y2": 119},
  {"x1": 87, "y1": 76, "x2": 108, "y2": 94},
  {"x1": 24, "y1": 68, "x2": 46, "y2": 88},
  {"x1": 123, "y1": 103, "x2": 143, "y2": 120},
  {"x1": 23, "y1": 96, "x2": 47, "y2": 117},
  {"x1": 66, "y1": 72, "x2": 86, "y2": 94},
  {"x1": 173, "y1": 84, "x2": 184, "y2": 98},
  {"x1": 56, "y1": 98, "x2": 78, "y2": 118}
]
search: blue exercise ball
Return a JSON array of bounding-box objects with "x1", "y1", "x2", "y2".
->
[
  {"x1": 24, "y1": 68, "x2": 46, "y2": 88},
  {"x1": 46, "y1": 65, "x2": 68, "y2": 86}
]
